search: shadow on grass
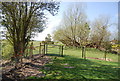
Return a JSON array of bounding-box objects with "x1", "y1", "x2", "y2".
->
[
  {"x1": 46, "y1": 53, "x2": 62, "y2": 57},
  {"x1": 27, "y1": 54, "x2": 119, "y2": 80}
]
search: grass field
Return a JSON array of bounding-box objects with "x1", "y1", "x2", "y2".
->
[
  {"x1": 64, "y1": 47, "x2": 118, "y2": 62},
  {"x1": 28, "y1": 45, "x2": 119, "y2": 80},
  {"x1": 32, "y1": 44, "x2": 118, "y2": 62},
  {"x1": 1, "y1": 40, "x2": 119, "y2": 79}
]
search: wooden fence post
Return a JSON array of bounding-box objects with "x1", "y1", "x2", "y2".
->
[
  {"x1": 61, "y1": 45, "x2": 63, "y2": 57},
  {"x1": 44, "y1": 44, "x2": 45, "y2": 55},
  {"x1": 59, "y1": 46, "x2": 61, "y2": 56},
  {"x1": 82, "y1": 46, "x2": 84, "y2": 58},
  {"x1": 39, "y1": 43, "x2": 41, "y2": 54},
  {"x1": 82, "y1": 46, "x2": 86, "y2": 59},
  {"x1": 46, "y1": 44, "x2": 48, "y2": 54},
  {"x1": 25, "y1": 47, "x2": 29, "y2": 57},
  {"x1": 29, "y1": 42, "x2": 33, "y2": 59},
  {"x1": 84, "y1": 46, "x2": 86, "y2": 59},
  {"x1": 104, "y1": 51, "x2": 107, "y2": 61}
]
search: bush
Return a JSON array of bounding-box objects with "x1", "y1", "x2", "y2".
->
[{"x1": 2, "y1": 40, "x2": 13, "y2": 59}]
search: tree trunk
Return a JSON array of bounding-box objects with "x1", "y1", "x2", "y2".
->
[{"x1": 13, "y1": 41, "x2": 26, "y2": 68}]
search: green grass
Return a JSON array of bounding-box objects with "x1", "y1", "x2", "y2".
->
[
  {"x1": 28, "y1": 46, "x2": 119, "y2": 80},
  {"x1": 64, "y1": 47, "x2": 118, "y2": 62},
  {"x1": 44, "y1": 58, "x2": 118, "y2": 79},
  {"x1": 2, "y1": 40, "x2": 118, "y2": 80},
  {"x1": 32, "y1": 44, "x2": 61, "y2": 55},
  {"x1": 32, "y1": 45, "x2": 118, "y2": 63}
]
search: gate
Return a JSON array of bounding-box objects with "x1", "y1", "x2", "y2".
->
[
  {"x1": 39, "y1": 43, "x2": 64, "y2": 57},
  {"x1": 25, "y1": 42, "x2": 64, "y2": 58}
]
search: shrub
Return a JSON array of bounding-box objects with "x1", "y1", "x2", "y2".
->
[{"x1": 2, "y1": 40, "x2": 13, "y2": 59}]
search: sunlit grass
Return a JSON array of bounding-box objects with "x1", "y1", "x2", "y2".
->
[
  {"x1": 28, "y1": 56, "x2": 119, "y2": 79},
  {"x1": 64, "y1": 47, "x2": 118, "y2": 62},
  {"x1": 28, "y1": 45, "x2": 119, "y2": 80}
]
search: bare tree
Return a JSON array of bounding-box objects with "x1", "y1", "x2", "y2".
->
[
  {"x1": 53, "y1": 3, "x2": 90, "y2": 47},
  {"x1": 90, "y1": 15, "x2": 111, "y2": 48}
]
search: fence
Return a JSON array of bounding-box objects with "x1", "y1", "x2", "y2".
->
[
  {"x1": 25, "y1": 42, "x2": 64, "y2": 58},
  {"x1": 26, "y1": 42, "x2": 112, "y2": 61},
  {"x1": 39, "y1": 44, "x2": 64, "y2": 57},
  {"x1": 81, "y1": 47, "x2": 114, "y2": 61}
]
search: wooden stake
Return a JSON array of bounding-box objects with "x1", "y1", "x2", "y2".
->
[
  {"x1": 84, "y1": 46, "x2": 86, "y2": 59},
  {"x1": 82, "y1": 46, "x2": 86, "y2": 59},
  {"x1": 82, "y1": 46, "x2": 84, "y2": 58},
  {"x1": 46, "y1": 44, "x2": 48, "y2": 54},
  {"x1": 39, "y1": 43, "x2": 41, "y2": 54},
  {"x1": 61, "y1": 46, "x2": 63, "y2": 57},
  {"x1": 104, "y1": 51, "x2": 107, "y2": 61},
  {"x1": 29, "y1": 42, "x2": 33, "y2": 59},
  {"x1": 44, "y1": 44, "x2": 45, "y2": 55},
  {"x1": 59, "y1": 46, "x2": 61, "y2": 56}
]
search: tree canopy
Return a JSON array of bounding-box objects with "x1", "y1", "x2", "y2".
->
[
  {"x1": 53, "y1": 3, "x2": 90, "y2": 47},
  {"x1": 90, "y1": 15, "x2": 111, "y2": 48},
  {"x1": 0, "y1": 1, "x2": 60, "y2": 62}
]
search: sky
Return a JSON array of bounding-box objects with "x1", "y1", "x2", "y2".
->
[{"x1": 32, "y1": 1, "x2": 118, "y2": 41}]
